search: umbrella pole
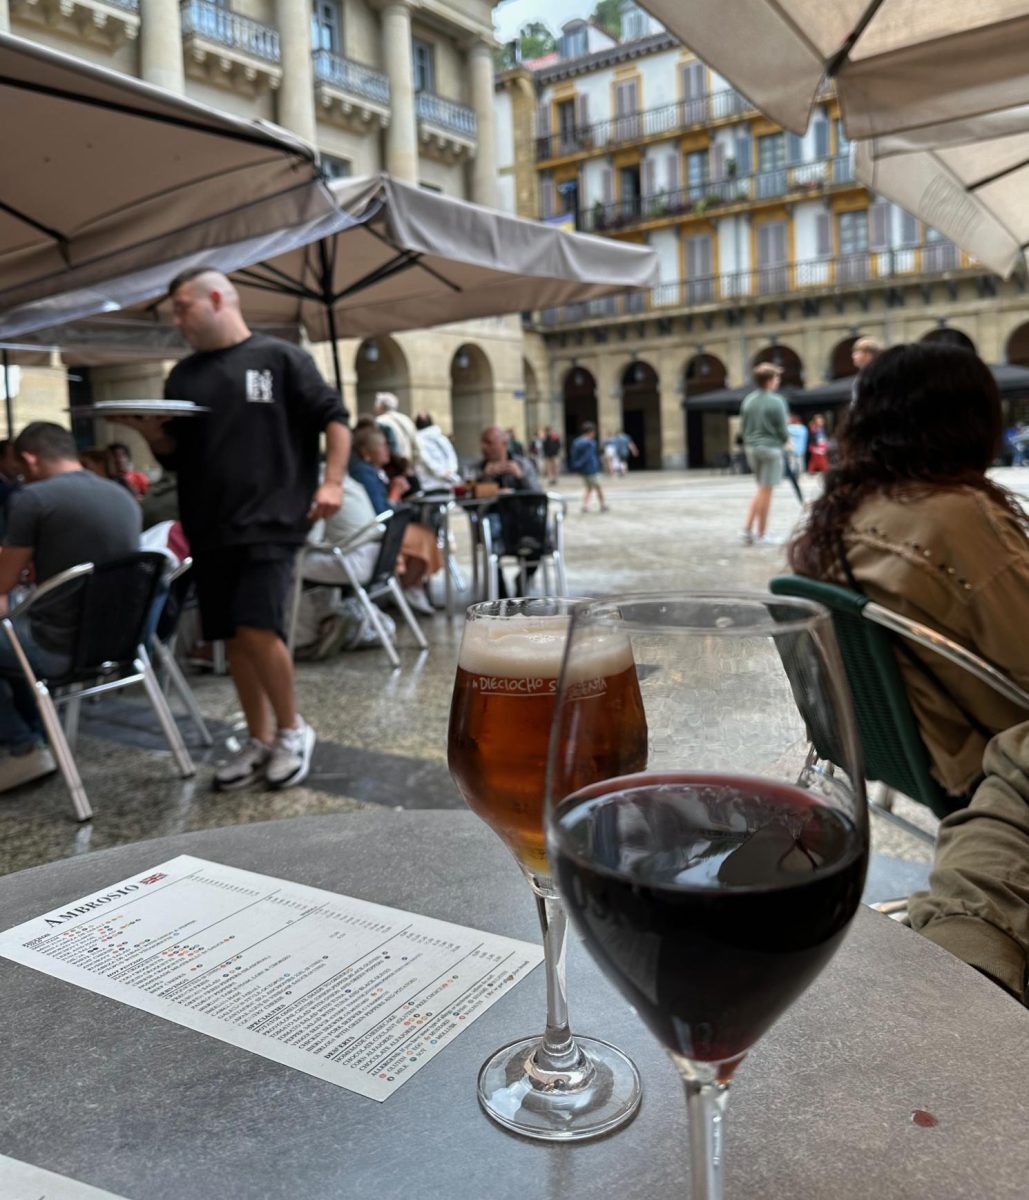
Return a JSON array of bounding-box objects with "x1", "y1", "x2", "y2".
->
[
  {"x1": 317, "y1": 238, "x2": 344, "y2": 402},
  {"x1": 327, "y1": 304, "x2": 343, "y2": 400},
  {"x1": 2, "y1": 350, "x2": 13, "y2": 439}
]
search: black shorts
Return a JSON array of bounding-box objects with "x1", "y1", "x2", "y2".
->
[{"x1": 191, "y1": 544, "x2": 297, "y2": 642}]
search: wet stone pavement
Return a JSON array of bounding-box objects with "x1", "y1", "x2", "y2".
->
[{"x1": 8, "y1": 466, "x2": 1023, "y2": 882}]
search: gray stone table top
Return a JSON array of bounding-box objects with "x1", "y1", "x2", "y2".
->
[{"x1": 0, "y1": 810, "x2": 1026, "y2": 1200}]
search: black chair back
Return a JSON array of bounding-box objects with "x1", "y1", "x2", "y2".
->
[
  {"x1": 490, "y1": 492, "x2": 550, "y2": 561},
  {"x1": 60, "y1": 551, "x2": 169, "y2": 685}
]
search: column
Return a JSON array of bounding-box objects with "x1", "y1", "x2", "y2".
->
[
  {"x1": 380, "y1": 1, "x2": 418, "y2": 181},
  {"x1": 0, "y1": 1, "x2": 9, "y2": 34},
  {"x1": 468, "y1": 39, "x2": 497, "y2": 207},
  {"x1": 276, "y1": 0, "x2": 316, "y2": 144},
  {"x1": 140, "y1": 0, "x2": 185, "y2": 94}
]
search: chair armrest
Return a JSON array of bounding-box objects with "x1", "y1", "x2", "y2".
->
[
  {"x1": 863, "y1": 601, "x2": 1029, "y2": 710},
  {"x1": 5, "y1": 562, "x2": 95, "y2": 621},
  {"x1": 301, "y1": 512, "x2": 392, "y2": 569}
]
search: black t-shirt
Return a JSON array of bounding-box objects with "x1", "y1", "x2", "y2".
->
[{"x1": 163, "y1": 334, "x2": 348, "y2": 551}]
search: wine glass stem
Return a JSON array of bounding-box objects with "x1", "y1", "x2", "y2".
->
[
  {"x1": 684, "y1": 1079, "x2": 730, "y2": 1200},
  {"x1": 533, "y1": 892, "x2": 577, "y2": 1070}
]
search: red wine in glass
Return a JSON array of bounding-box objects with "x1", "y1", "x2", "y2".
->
[{"x1": 551, "y1": 771, "x2": 867, "y2": 1065}]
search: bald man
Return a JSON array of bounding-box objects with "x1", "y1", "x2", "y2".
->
[{"x1": 129, "y1": 266, "x2": 351, "y2": 792}]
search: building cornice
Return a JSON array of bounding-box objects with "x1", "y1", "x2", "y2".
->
[{"x1": 534, "y1": 32, "x2": 679, "y2": 86}]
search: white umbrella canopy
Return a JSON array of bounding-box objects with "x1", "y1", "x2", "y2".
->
[
  {"x1": 639, "y1": 1, "x2": 1029, "y2": 141},
  {"x1": 0, "y1": 31, "x2": 341, "y2": 339},
  {"x1": 225, "y1": 174, "x2": 659, "y2": 341},
  {"x1": 854, "y1": 130, "x2": 1029, "y2": 278},
  {"x1": 132, "y1": 173, "x2": 658, "y2": 391}
]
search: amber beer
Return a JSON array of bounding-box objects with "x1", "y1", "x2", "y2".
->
[{"x1": 448, "y1": 614, "x2": 647, "y2": 877}]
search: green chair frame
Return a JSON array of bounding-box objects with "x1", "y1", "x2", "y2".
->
[{"x1": 770, "y1": 575, "x2": 1029, "y2": 831}]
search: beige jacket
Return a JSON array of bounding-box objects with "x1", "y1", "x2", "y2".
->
[{"x1": 835, "y1": 486, "x2": 1029, "y2": 797}]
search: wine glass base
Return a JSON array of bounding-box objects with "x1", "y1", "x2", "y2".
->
[{"x1": 477, "y1": 1035, "x2": 642, "y2": 1142}]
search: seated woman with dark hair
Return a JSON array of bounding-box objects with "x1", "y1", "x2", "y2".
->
[{"x1": 788, "y1": 342, "x2": 1029, "y2": 802}]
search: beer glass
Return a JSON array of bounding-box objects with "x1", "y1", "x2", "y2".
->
[
  {"x1": 545, "y1": 594, "x2": 868, "y2": 1197},
  {"x1": 447, "y1": 597, "x2": 647, "y2": 1140}
]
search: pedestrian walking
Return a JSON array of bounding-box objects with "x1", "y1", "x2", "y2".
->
[
  {"x1": 569, "y1": 422, "x2": 607, "y2": 513},
  {"x1": 739, "y1": 362, "x2": 789, "y2": 545}
]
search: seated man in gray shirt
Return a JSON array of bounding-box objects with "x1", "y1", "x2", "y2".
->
[{"x1": 0, "y1": 422, "x2": 141, "y2": 793}]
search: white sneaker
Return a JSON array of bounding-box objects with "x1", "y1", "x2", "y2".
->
[
  {"x1": 403, "y1": 585, "x2": 434, "y2": 616},
  {"x1": 266, "y1": 718, "x2": 316, "y2": 790},
  {"x1": 739, "y1": 530, "x2": 755, "y2": 545},
  {"x1": 214, "y1": 738, "x2": 271, "y2": 792},
  {"x1": 755, "y1": 534, "x2": 785, "y2": 546},
  {"x1": 0, "y1": 745, "x2": 57, "y2": 794}
]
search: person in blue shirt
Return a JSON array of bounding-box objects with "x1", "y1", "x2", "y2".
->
[{"x1": 569, "y1": 422, "x2": 608, "y2": 513}]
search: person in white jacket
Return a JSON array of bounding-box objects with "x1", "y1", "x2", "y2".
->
[
  {"x1": 374, "y1": 392, "x2": 420, "y2": 467},
  {"x1": 414, "y1": 412, "x2": 460, "y2": 490}
]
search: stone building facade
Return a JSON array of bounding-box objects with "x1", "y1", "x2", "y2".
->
[
  {"x1": 0, "y1": 0, "x2": 525, "y2": 460},
  {"x1": 494, "y1": 3, "x2": 1029, "y2": 468}
]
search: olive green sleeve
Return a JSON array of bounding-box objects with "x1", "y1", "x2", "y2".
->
[{"x1": 908, "y1": 721, "x2": 1029, "y2": 1003}]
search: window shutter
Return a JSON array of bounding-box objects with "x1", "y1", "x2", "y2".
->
[
  {"x1": 688, "y1": 233, "x2": 712, "y2": 277},
  {"x1": 757, "y1": 223, "x2": 770, "y2": 267},
  {"x1": 602, "y1": 167, "x2": 614, "y2": 203},
  {"x1": 536, "y1": 104, "x2": 551, "y2": 137},
  {"x1": 815, "y1": 210, "x2": 831, "y2": 257},
  {"x1": 735, "y1": 133, "x2": 751, "y2": 173},
  {"x1": 666, "y1": 152, "x2": 680, "y2": 192},
  {"x1": 684, "y1": 235, "x2": 697, "y2": 278},
  {"x1": 869, "y1": 200, "x2": 889, "y2": 250},
  {"x1": 541, "y1": 176, "x2": 555, "y2": 218},
  {"x1": 644, "y1": 157, "x2": 657, "y2": 196},
  {"x1": 897, "y1": 205, "x2": 919, "y2": 246},
  {"x1": 813, "y1": 118, "x2": 829, "y2": 159},
  {"x1": 712, "y1": 141, "x2": 726, "y2": 181},
  {"x1": 620, "y1": 79, "x2": 638, "y2": 113},
  {"x1": 576, "y1": 93, "x2": 589, "y2": 130},
  {"x1": 787, "y1": 133, "x2": 803, "y2": 165}
]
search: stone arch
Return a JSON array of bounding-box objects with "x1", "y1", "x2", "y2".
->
[
  {"x1": 355, "y1": 335, "x2": 411, "y2": 416},
  {"x1": 751, "y1": 343, "x2": 804, "y2": 387},
  {"x1": 1006, "y1": 322, "x2": 1029, "y2": 367},
  {"x1": 562, "y1": 364, "x2": 598, "y2": 448},
  {"x1": 450, "y1": 343, "x2": 494, "y2": 460},
  {"x1": 683, "y1": 353, "x2": 728, "y2": 469},
  {"x1": 620, "y1": 359, "x2": 661, "y2": 470},
  {"x1": 830, "y1": 335, "x2": 859, "y2": 379},
  {"x1": 920, "y1": 327, "x2": 977, "y2": 354}
]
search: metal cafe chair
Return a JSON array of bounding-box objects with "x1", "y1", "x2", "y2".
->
[
  {"x1": 770, "y1": 574, "x2": 1029, "y2": 839},
  {"x1": 0, "y1": 551, "x2": 195, "y2": 822},
  {"x1": 287, "y1": 507, "x2": 429, "y2": 670},
  {"x1": 151, "y1": 557, "x2": 213, "y2": 747},
  {"x1": 483, "y1": 491, "x2": 568, "y2": 601}
]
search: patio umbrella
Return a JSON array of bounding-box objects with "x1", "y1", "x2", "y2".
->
[
  {"x1": 135, "y1": 173, "x2": 659, "y2": 394},
  {"x1": 0, "y1": 30, "x2": 341, "y2": 340},
  {"x1": 638, "y1": 2, "x2": 1029, "y2": 142},
  {"x1": 853, "y1": 127, "x2": 1029, "y2": 277}
]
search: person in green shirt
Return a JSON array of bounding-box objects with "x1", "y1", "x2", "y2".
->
[{"x1": 739, "y1": 362, "x2": 789, "y2": 545}]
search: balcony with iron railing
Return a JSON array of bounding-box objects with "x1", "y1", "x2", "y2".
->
[
  {"x1": 181, "y1": 1, "x2": 282, "y2": 85},
  {"x1": 535, "y1": 244, "x2": 969, "y2": 327},
  {"x1": 313, "y1": 48, "x2": 391, "y2": 130},
  {"x1": 416, "y1": 91, "x2": 477, "y2": 160},
  {"x1": 537, "y1": 81, "x2": 838, "y2": 163},
  {"x1": 575, "y1": 155, "x2": 855, "y2": 234}
]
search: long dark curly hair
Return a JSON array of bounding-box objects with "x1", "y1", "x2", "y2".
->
[{"x1": 788, "y1": 342, "x2": 1029, "y2": 577}]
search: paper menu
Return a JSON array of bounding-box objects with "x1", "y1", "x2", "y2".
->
[
  {"x1": 0, "y1": 856, "x2": 542, "y2": 1101},
  {"x1": 0, "y1": 1154, "x2": 131, "y2": 1199}
]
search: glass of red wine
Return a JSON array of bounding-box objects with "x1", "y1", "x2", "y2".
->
[{"x1": 545, "y1": 593, "x2": 868, "y2": 1199}]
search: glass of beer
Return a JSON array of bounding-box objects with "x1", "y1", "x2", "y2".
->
[{"x1": 447, "y1": 597, "x2": 648, "y2": 1140}]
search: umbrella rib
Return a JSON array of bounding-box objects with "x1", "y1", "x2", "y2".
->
[
  {"x1": 969, "y1": 157, "x2": 1029, "y2": 192},
  {"x1": 0, "y1": 74, "x2": 315, "y2": 159},
  {"x1": 361, "y1": 222, "x2": 463, "y2": 293},
  {"x1": 232, "y1": 270, "x2": 322, "y2": 302},
  {"x1": 0, "y1": 199, "x2": 70, "y2": 263},
  {"x1": 825, "y1": 0, "x2": 886, "y2": 78},
  {"x1": 332, "y1": 250, "x2": 426, "y2": 303}
]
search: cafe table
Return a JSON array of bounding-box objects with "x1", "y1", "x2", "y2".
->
[{"x1": 1, "y1": 810, "x2": 1026, "y2": 1200}]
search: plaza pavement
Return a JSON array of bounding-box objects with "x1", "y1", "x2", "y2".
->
[{"x1": 7, "y1": 465, "x2": 1024, "y2": 881}]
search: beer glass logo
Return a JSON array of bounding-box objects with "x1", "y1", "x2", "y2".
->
[{"x1": 470, "y1": 675, "x2": 557, "y2": 694}]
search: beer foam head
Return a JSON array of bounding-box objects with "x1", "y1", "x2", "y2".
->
[{"x1": 459, "y1": 613, "x2": 634, "y2": 682}]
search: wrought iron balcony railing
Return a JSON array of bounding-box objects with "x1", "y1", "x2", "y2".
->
[
  {"x1": 416, "y1": 91, "x2": 477, "y2": 139},
  {"x1": 180, "y1": 1, "x2": 280, "y2": 64},
  {"x1": 313, "y1": 49, "x2": 390, "y2": 105},
  {"x1": 573, "y1": 155, "x2": 855, "y2": 233},
  {"x1": 535, "y1": 244, "x2": 967, "y2": 327}
]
